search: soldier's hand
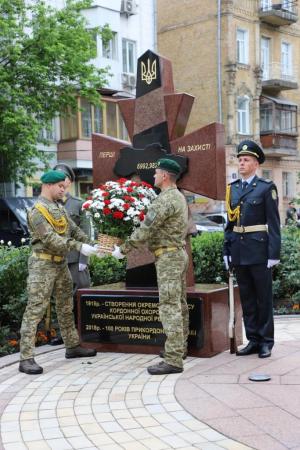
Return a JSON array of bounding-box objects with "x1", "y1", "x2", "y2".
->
[
  {"x1": 267, "y1": 259, "x2": 280, "y2": 268},
  {"x1": 78, "y1": 263, "x2": 87, "y2": 272},
  {"x1": 112, "y1": 245, "x2": 125, "y2": 260},
  {"x1": 81, "y1": 244, "x2": 98, "y2": 257},
  {"x1": 223, "y1": 255, "x2": 231, "y2": 271}
]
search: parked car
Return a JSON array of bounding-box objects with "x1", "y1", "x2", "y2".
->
[
  {"x1": 192, "y1": 212, "x2": 224, "y2": 234},
  {"x1": 203, "y1": 212, "x2": 227, "y2": 229},
  {"x1": 0, "y1": 197, "x2": 36, "y2": 246}
]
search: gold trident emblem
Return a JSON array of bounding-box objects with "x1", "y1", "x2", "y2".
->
[{"x1": 141, "y1": 58, "x2": 157, "y2": 85}]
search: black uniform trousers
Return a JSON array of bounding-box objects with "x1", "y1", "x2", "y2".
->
[{"x1": 234, "y1": 263, "x2": 274, "y2": 349}]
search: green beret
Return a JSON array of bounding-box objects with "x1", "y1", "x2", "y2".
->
[
  {"x1": 40, "y1": 170, "x2": 66, "y2": 184},
  {"x1": 157, "y1": 158, "x2": 181, "y2": 175}
]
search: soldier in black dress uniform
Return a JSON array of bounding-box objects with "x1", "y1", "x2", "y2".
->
[{"x1": 223, "y1": 140, "x2": 281, "y2": 358}]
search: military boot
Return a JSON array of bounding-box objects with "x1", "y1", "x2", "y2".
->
[
  {"x1": 19, "y1": 358, "x2": 43, "y2": 375},
  {"x1": 65, "y1": 346, "x2": 97, "y2": 359},
  {"x1": 147, "y1": 361, "x2": 183, "y2": 375},
  {"x1": 159, "y1": 350, "x2": 187, "y2": 360}
]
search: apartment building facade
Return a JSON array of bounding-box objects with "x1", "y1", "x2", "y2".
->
[
  {"x1": 157, "y1": 0, "x2": 300, "y2": 220},
  {"x1": 23, "y1": 0, "x2": 156, "y2": 197}
]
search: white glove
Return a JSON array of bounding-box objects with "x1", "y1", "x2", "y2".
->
[
  {"x1": 267, "y1": 259, "x2": 280, "y2": 268},
  {"x1": 81, "y1": 244, "x2": 98, "y2": 257},
  {"x1": 78, "y1": 263, "x2": 87, "y2": 272},
  {"x1": 223, "y1": 255, "x2": 231, "y2": 271},
  {"x1": 112, "y1": 245, "x2": 125, "y2": 260}
]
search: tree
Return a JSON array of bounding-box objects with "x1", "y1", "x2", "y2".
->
[{"x1": 0, "y1": 0, "x2": 112, "y2": 184}]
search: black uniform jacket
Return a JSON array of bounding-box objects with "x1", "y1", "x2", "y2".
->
[{"x1": 224, "y1": 175, "x2": 281, "y2": 265}]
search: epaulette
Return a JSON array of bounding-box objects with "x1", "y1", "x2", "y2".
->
[
  {"x1": 228, "y1": 179, "x2": 240, "y2": 186},
  {"x1": 258, "y1": 177, "x2": 272, "y2": 184}
]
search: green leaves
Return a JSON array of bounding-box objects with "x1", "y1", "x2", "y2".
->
[{"x1": 0, "y1": 0, "x2": 111, "y2": 183}]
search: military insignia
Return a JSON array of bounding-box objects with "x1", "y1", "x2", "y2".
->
[
  {"x1": 272, "y1": 189, "x2": 277, "y2": 200},
  {"x1": 242, "y1": 144, "x2": 248, "y2": 150},
  {"x1": 145, "y1": 209, "x2": 156, "y2": 226}
]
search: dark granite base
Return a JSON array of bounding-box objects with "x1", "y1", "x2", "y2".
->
[{"x1": 77, "y1": 283, "x2": 242, "y2": 358}]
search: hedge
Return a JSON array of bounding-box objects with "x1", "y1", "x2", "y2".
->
[{"x1": 0, "y1": 226, "x2": 299, "y2": 355}]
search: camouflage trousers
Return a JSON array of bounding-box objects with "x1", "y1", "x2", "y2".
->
[
  {"x1": 155, "y1": 248, "x2": 189, "y2": 368},
  {"x1": 20, "y1": 255, "x2": 80, "y2": 360}
]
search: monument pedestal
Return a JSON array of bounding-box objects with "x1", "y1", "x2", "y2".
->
[{"x1": 77, "y1": 283, "x2": 242, "y2": 358}]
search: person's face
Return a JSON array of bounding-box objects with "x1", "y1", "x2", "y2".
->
[
  {"x1": 154, "y1": 168, "x2": 165, "y2": 188},
  {"x1": 238, "y1": 155, "x2": 259, "y2": 179},
  {"x1": 49, "y1": 181, "x2": 66, "y2": 201}
]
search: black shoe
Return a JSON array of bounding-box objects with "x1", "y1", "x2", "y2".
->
[
  {"x1": 236, "y1": 342, "x2": 259, "y2": 356},
  {"x1": 159, "y1": 350, "x2": 187, "y2": 360},
  {"x1": 147, "y1": 361, "x2": 183, "y2": 375},
  {"x1": 259, "y1": 344, "x2": 271, "y2": 358},
  {"x1": 19, "y1": 358, "x2": 43, "y2": 375},
  {"x1": 65, "y1": 346, "x2": 97, "y2": 359},
  {"x1": 50, "y1": 336, "x2": 63, "y2": 346}
]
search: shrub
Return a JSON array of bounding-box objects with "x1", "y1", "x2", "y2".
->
[
  {"x1": 191, "y1": 232, "x2": 227, "y2": 284},
  {"x1": 89, "y1": 254, "x2": 126, "y2": 286},
  {"x1": 0, "y1": 244, "x2": 30, "y2": 330},
  {"x1": 273, "y1": 225, "x2": 300, "y2": 312}
]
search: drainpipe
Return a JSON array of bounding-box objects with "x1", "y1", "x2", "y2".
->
[
  {"x1": 217, "y1": 0, "x2": 222, "y2": 123},
  {"x1": 153, "y1": 0, "x2": 157, "y2": 51}
]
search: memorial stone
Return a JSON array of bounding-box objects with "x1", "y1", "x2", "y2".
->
[{"x1": 78, "y1": 50, "x2": 242, "y2": 357}]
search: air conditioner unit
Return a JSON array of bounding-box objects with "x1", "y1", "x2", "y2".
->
[
  {"x1": 121, "y1": 0, "x2": 137, "y2": 15},
  {"x1": 121, "y1": 73, "x2": 136, "y2": 88}
]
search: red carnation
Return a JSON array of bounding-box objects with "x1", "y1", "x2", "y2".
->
[
  {"x1": 123, "y1": 195, "x2": 133, "y2": 202},
  {"x1": 102, "y1": 192, "x2": 110, "y2": 197},
  {"x1": 139, "y1": 212, "x2": 145, "y2": 221},
  {"x1": 138, "y1": 193, "x2": 145, "y2": 198},
  {"x1": 123, "y1": 203, "x2": 130, "y2": 210},
  {"x1": 127, "y1": 187, "x2": 133, "y2": 192},
  {"x1": 113, "y1": 211, "x2": 124, "y2": 219},
  {"x1": 130, "y1": 181, "x2": 138, "y2": 187},
  {"x1": 82, "y1": 202, "x2": 91, "y2": 209},
  {"x1": 103, "y1": 208, "x2": 111, "y2": 215},
  {"x1": 118, "y1": 178, "x2": 127, "y2": 184},
  {"x1": 104, "y1": 199, "x2": 111, "y2": 205}
]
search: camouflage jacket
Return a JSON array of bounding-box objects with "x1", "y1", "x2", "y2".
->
[
  {"x1": 28, "y1": 196, "x2": 91, "y2": 257},
  {"x1": 121, "y1": 187, "x2": 188, "y2": 254},
  {"x1": 60, "y1": 192, "x2": 92, "y2": 265}
]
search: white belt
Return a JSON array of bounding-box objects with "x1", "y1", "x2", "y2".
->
[{"x1": 233, "y1": 225, "x2": 268, "y2": 233}]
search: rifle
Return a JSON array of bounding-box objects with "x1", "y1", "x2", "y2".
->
[{"x1": 228, "y1": 268, "x2": 237, "y2": 354}]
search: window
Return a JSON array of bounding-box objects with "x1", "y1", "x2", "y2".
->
[
  {"x1": 261, "y1": 37, "x2": 270, "y2": 80},
  {"x1": 102, "y1": 32, "x2": 117, "y2": 60},
  {"x1": 260, "y1": 0, "x2": 272, "y2": 11},
  {"x1": 237, "y1": 96, "x2": 250, "y2": 134},
  {"x1": 282, "y1": 172, "x2": 294, "y2": 199},
  {"x1": 81, "y1": 99, "x2": 92, "y2": 138},
  {"x1": 260, "y1": 104, "x2": 273, "y2": 132},
  {"x1": 61, "y1": 108, "x2": 78, "y2": 140},
  {"x1": 122, "y1": 39, "x2": 136, "y2": 74},
  {"x1": 236, "y1": 29, "x2": 248, "y2": 64},
  {"x1": 94, "y1": 106, "x2": 103, "y2": 134},
  {"x1": 281, "y1": 42, "x2": 292, "y2": 78},
  {"x1": 262, "y1": 169, "x2": 272, "y2": 180},
  {"x1": 260, "y1": 98, "x2": 297, "y2": 134},
  {"x1": 38, "y1": 119, "x2": 56, "y2": 142},
  {"x1": 282, "y1": 0, "x2": 293, "y2": 12}
]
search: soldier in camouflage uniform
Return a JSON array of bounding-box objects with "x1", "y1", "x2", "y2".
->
[
  {"x1": 54, "y1": 163, "x2": 91, "y2": 327},
  {"x1": 112, "y1": 158, "x2": 189, "y2": 375},
  {"x1": 19, "y1": 170, "x2": 100, "y2": 375}
]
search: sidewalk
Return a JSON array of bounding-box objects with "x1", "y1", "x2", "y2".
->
[{"x1": 0, "y1": 316, "x2": 299, "y2": 450}]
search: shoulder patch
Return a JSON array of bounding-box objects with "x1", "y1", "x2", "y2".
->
[
  {"x1": 271, "y1": 189, "x2": 277, "y2": 200},
  {"x1": 258, "y1": 177, "x2": 272, "y2": 183}
]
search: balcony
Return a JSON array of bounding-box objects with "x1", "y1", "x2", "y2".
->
[
  {"x1": 259, "y1": 1, "x2": 298, "y2": 26},
  {"x1": 261, "y1": 62, "x2": 298, "y2": 92},
  {"x1": 260, "y1": 95, "x2": 298, "y2": 157},
  {"x1": 261, "y1": 133, "x2": 298, "y2": 157}
]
